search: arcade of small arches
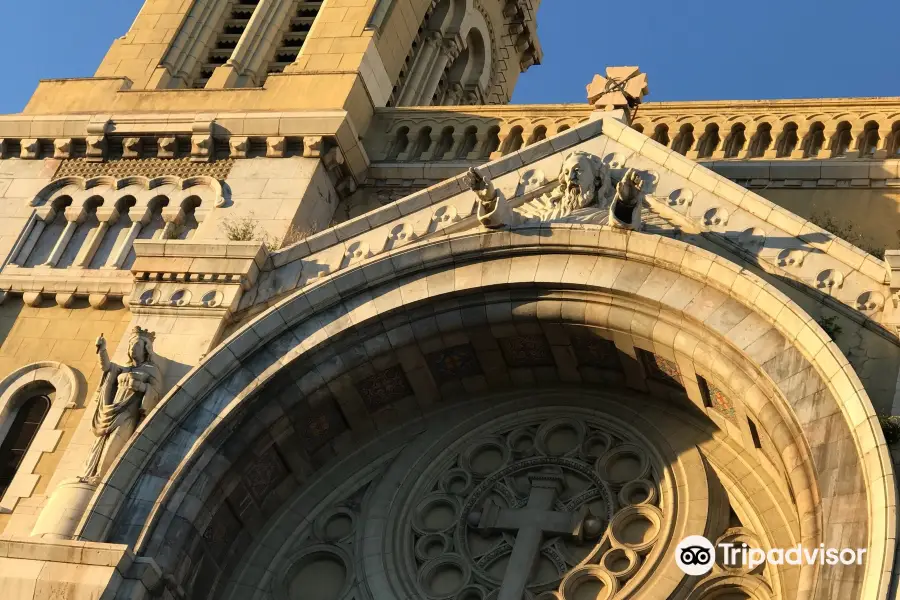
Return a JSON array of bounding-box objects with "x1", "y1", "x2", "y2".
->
[
  {"x1": 632, "y1": 116, "x2": 900, "y2": 161},
  {"x1": 8, "y1": 176, "x2": 223, "y2": 281}
]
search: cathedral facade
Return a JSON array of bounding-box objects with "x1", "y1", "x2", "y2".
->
[{"x1": 0, "y1": 1, "x2": 898, "y2": 599}]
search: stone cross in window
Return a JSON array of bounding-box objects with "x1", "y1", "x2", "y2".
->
[
  {"x1": 587, "y1": 66, "x2": 649, "y2": 113},
  {"x1": 467, "y1": 471, "x2": 603, "y2": 600}
]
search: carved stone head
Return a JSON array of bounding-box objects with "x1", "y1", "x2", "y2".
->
[
  {"x1": 557, "y1": 151, "x2": 610, "y2": 212},
  {"x1": 127, "y1": 326, "x2": 156, "y2": 367}
]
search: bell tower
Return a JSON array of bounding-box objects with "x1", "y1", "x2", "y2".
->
[{"x1": 23, "y1": 0, "x2": 543, "y2": 128}]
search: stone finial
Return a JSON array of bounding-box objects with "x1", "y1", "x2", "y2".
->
[{"x1": 587, "y1": 67, "x2": 649, "y2": 113}]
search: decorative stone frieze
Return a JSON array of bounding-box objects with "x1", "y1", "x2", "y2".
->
[{"x1": 129, "y1": 240, "x2": 266, "y2": 317}]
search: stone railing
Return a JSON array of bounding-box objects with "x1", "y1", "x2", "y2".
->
[
  {"x1": 364, "y1": 105, "x2": 594, "y2": 162},
  {"x1": 364, "y1": 98, "x2": 900, "y2": 167},
  {"x1": 632, "y1": 97, "x2": 900, "y2": 161}
]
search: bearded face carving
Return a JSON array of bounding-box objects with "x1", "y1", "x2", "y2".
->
[{"x1": 557, "y1": 151, "x2": 611, "y2": 213}]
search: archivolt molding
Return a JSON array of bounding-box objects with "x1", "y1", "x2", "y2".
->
[
  {"x1": 31, "y1": 175, "x2": 224, "y2": 211},
  {"x1": 78, "y1": 226, "x2": 892, "y2": 599},
  {"x1": 0, "y1": 361, "x2": 81, "y2": 513}
]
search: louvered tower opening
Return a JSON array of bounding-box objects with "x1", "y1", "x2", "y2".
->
[
  {"x1": 193, "y1": 0, "x2": 261, "y2": 89},
  {"x1": 264, "y1": 1, "x2": 323, "y2": 80}
]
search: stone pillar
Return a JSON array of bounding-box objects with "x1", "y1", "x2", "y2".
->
[
  {"x1": 397, "y1": 32, "x2": 442, "y2": 106},
  {"x1": 104, "y1": 209, "x2": 149, "y2": 269},
  {"x1": 31, "y1": 478, "x2": 97, "y2": 540},
  {"x1": 73, "y1": 207, "x2": 119, "y2": 268},
  {"x1": 40, "y1": 207, "x2": 84, "y2": 267},
  {"x1": 417, "y1": 38, "x2": 461, "y2": 107}
]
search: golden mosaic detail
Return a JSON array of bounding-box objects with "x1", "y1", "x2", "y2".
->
[{"x1": 53, "y1": 158, "x2": 234, "y2": 181}]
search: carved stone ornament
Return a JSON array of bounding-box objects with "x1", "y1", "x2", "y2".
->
[
  {"x1": 587, "y1": 67, "x2": 649, "y2": 111},
  {"x1": 398, "y1": 410, "x2": 673, "y2": 600},
  {"x1": 81, "y1": 327, "x2": 163, "y2": 482},
  {"x1": 608, "y1": 168, "x2": 644, "y2": 231},
  {"x1": 478, "y1": 151, "x2": 616, "y2": 229}
]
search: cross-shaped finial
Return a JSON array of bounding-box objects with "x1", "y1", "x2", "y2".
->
[{"x1": 586, "y1": 66, "x2": 649, "y2": 113}]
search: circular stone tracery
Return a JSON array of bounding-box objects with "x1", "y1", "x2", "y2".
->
[{"x1": 398, "y1": 411, "x2": 680, "y2": 599}]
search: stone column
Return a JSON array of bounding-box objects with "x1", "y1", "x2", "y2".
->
[
  {"x1": 10, "y1": 217, "x2": 47, "y2": 266},
  {"x1": 73, "y1": 208, "x2": 120, "y2": 268},
  {"x1": 396, "y1": 31, "x2": 443, "y2": 106},
  {"x1": 40, "y1": 207, "x2": 85, "y2": 268},
  {"x1": 417, "y1": 38, "x2": 461, "y2": 107},
  {"x1": 104, "y1": 208, "x2": 151, "y2": 269}
]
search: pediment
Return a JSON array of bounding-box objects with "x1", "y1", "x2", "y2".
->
[{"x1": 239, "y1": 114, "x2": 892, "y2": 331}]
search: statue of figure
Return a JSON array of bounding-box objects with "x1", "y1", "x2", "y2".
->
[
  {"x1": 517, "y1": 151, "x2": 612, "y2": 222},
  {"x1": 81, "y1": 327, "x2": 162, "y2": 482},
  {"x1": 469, "y1": 168, "x2": 514, "y2": 229},
  {"x1": 609, "y1": 168, "x2": 644, "y2": 230}
]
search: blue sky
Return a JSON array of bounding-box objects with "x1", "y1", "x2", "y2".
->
[{"x1": 1, "y1": 0, "x2": 899, "y2": 114}]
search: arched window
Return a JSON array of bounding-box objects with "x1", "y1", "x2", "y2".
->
[
  {"x1": 775, "y1": 123, "x2": 799, "y2": 157},
  {"x1": 651, "y1": 124, "x2": 670, "y2": 147},
  {"x1": 671, "y1": 124, "x2": 695, "y2": 156},
  {"x1": 858, "y1": 121, "x2": 880, "y2": 157},
  {"x1": 500, "y1": 126, "x2": 524, "y2": 155},
  {"x1": 802, "y1": 122, "x2": 826, "y2": 157},
  {"x1": 723, "y1": 124, "x2": 747, "y2": 158},
  {"x1": 0, "y1": 394, "x2": 51, "y2": 497},
  {"x1": 696, "y1": 124, "x2": 721, "y2": 158},
  {"x1": 830, "y1": 122, "x2": 852, "y2": 157},
  {"x1": 747, "y1": 123, "x2": 773, "y2": 158}
]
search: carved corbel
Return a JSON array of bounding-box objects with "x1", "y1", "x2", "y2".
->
[
  {"x1": 191, "y1": 134, "x2": 213, "y2": 162},
  {"x1": 229, "y1": 136, "x2": 249, "y2": 159},
  {"x1": 53, "y1": 139, "x2": 73, "y2": 159},
  {"x1": 157, "y1": 136, "x2": 178, "y2": 158},
  {"x1": 303, "y1": 135, "x2": 325, "y2": 158},
  {"x1": 266, "y1": 136, "x2": 286, "y2": 158},
  {"x1": 23, "y1": 292, "x2": 42, "y2": 307},
  {"x1": 122, "y1": 137, "x2": 143, "y2": 159},
  {"x1": 85, "y1": 135, "x2": 106, "y2": 161},
  {"x1": 20, "y1": 139, "x2": 39, "y2": 159}
]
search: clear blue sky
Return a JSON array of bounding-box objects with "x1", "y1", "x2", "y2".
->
[{"x1": 2, "y1": 0, "x2": 899, "y2": 114}]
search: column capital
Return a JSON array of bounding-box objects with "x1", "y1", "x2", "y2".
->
[{"x1": 63, "y1": 206, "x2": 88, "y2": 224}]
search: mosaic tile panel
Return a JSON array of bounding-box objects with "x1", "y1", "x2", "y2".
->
[
  {"x1": 202, "y1": 504, "x2": 241, "y2": 562},
  {"x1": 297, "y1": 402, "x2": 348, "y2": 454},
  {"x1": 638, "y1": 349, "x2": 683, "y2": 388},
  {"x1": 242, "y1": 446, "x2": 288, "y2": 504},
  {"x1": 356, "y1": 365, "x2": 413, "y2": 412},
  {"x1": 700, "y1": 377, "x2": 738, "y2": 424},
  {"x1": 498, "y1": 334, "x2": 555, "y2": 368},
  {"x1": 54, "y1": 157, "x2": 234, "y2": 180},
  {"x1": 426, "y1": 344, "x2": 483, "y2": 384},
  {"x1": 572, "y1": 335, "x2": 622, "y2": 370}
]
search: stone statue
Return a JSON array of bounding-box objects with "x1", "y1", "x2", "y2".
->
[
  {"x1": 469, "y1": 168, "x2": 513, "y2": 229},
  {"x1": 516, "y1": 151, "x2": 612, "y2": 223},
  {"x1": 609, "y1": 167, "x2": 644, "y2": 230},
  {"x1": 81, "y1": 327, "x2": 162, "y2": 482}
]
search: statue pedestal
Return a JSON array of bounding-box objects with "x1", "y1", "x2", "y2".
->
[{"x1": 31, "y1": 478, "x2": 98, "y2": 539}]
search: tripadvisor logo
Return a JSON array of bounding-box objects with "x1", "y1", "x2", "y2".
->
[{"x1": 675, "y1": 535, "x2": 866, "y2": 576}]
